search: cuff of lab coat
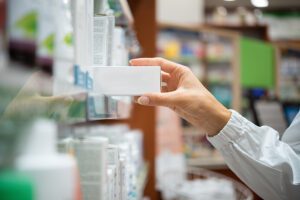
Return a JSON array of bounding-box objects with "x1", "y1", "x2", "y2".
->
[{"x1": 207, "y1": 110, "x2": 247, "y2": 150}]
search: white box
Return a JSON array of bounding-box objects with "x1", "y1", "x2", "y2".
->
[
  {"x1": 93, "y1": 15, "x2": 109, "y2": 66},
  {"x1": 93, "y1": 66, "x2": 161, "y2": 96},
  {"x1": 107, "y1": 145, "x2": 120, "y2": 200},
  {"x1": 73, "y1": 0, "x2": 94, "y2": 66},
  {"x1": 73, "y1": 137, "x2": 108, "y2": 200}
]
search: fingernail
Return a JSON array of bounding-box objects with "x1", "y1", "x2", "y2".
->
[
  {"x1": 137, "y1": 96, "x2": 150, "y2": 105},
  {"x1": 129, "y1": 60, "x2": 133, "y2": 65}
]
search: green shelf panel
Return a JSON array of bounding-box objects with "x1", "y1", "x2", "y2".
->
[{"x1": 240, "y1": 37, "x2": 275, "y2": 89}]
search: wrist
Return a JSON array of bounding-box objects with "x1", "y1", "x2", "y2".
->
[{"x1": 207, "y1": 106, "x2": 231, "y2": 137}]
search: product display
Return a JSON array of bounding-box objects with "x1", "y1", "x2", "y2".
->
[
  {"x1": 93, "y1": 14, "x2": 115, "y2": 66},
  {"x1": 113, "y1": 27, "x2": 128, "y2": 66},
  {"x1": 45, "y1": 0, "x2": 142, "y2": 120},
  {"x1": 157, "y1": 28, "x2": 204, "y2": 79},
  {"x1": 73, "y1": 0, "x2": 94, "y2": 66},
  {"x1": 73, "y1": 137, "x2": 108, "y2": 200},
  {"x1": 93, "y1": 15, "x2": 110, "y2": 66},
  {"x1": 262, "y1": 13, "x2": 300, "y2": 41},
  {"x1": 278, "y1": 49, "x2": 300, "y2": 101},
  {"x1": 57, "y1": 124, "x2": 146, "y2": 200},
  {"x1": 36, "y1": 0, "x2": 56, "y2": 71},
  {"x1": 3, "y1": 1, "x2": 300, "y2": 200},
  {"x1": 0, "y1": 117, "x2": 147, "y2": 200},
  {"x1": 16, "y1": 119, "x2": 78, "y2": 200},
  {"x1": 7, "y1": 0, "x2": 38, "y2": 64},
  {"x1": 169, "y1": 178, "x2": 236, "y2": 200},
  {"x1": 107, "y1": 145, "x2": 121, "y2": 200},
  {"x1": 157, "y1": 27, "x2": 235, "y2": 108},
  {"x1": 52, "y1": 0, "x2": 76, "y2": 95},
  {"x1": 0, "y1": 171, "x2": 34, "y2": 200}
]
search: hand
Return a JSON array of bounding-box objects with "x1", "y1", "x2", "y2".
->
[{"x1": 130, "y1": 57, "x2": 231, "y2": 136}]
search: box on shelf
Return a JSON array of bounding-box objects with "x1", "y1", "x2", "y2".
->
[{"x1": 58, "y1": 124, "x2": 146, "y2": 200}]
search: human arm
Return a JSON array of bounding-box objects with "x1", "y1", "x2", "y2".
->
[
  {"x1": 130, "y1": 57, "x2": 231, "y2": 136},
  {"x1": 131, "y1": 57, "x2": 300, "y2": 200},
  {"x1": 208, "y1": 110, "x2": 300, "y2": 200}
]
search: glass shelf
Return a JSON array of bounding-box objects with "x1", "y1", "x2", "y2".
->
[{"x1": 0, "y1": 62, "x2": 133, "y2": 124}]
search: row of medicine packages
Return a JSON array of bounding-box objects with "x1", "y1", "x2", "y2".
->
[
  {"x1": 7, "y1": 0, "x2": 131, "y2": 71},
  {"x1": 8, "y1": 118, "x2": 144, "y2": 200}
]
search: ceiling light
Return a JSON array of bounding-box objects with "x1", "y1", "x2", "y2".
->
[{"x1": 251, "y1": 0, "x2": 269, "y2": 8}]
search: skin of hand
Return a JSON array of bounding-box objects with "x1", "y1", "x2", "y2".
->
[{"x1": 130, "y1": 57, "x2": 231, "y2": 137}]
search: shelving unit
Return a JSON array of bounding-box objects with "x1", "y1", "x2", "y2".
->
[
  {"x1": 157, "y1": 23, "x2": 241, "y2": 111},
  {"x1": 2, "y1": 0, "x2": 158, "y2": 199},
  {"x1": 274, "y1": 41, "x2": 300, "y2": 103},
  {"x1": 156, "y1": 24, "x2": 241, "y2": 182},
  {"x1": 156, "y1": 24, "x2": 279, "y2": 186},
  {"x1": 80, "y1": 0, "x2": 158, "y2": 199},
  {"x1": 205, "y1": 24, "x2": 269, "y2": 41}
]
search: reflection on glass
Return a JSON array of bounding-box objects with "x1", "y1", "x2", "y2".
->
[
  {"x1": 0, "y1": 63, "x2": 132, "y2": 125},
  {"x1": 87, "y1": 94, "x2": 132, "y2": 120}
]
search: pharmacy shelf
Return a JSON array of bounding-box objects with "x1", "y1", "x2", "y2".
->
[
  {"x1": 275, "y1": 42, "x2": 300, "y2": 102},
  {"x1": 158, "y1": 23, "x2": 242, "y2": 112},
  {"x1": 205, "y1": 24, "x2": 269, "y2": 41},
  {"x1": 206, "y1": 60, "x2": 231, "y2": 65},
  {"x1": 4, "y1": 0, "x2": 158, "y2": 199}
]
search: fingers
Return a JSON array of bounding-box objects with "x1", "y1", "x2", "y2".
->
[
  {"x1": 137, "y1": 91, "x2": 176, "y2": 107},
  {"x1": 130, "y1": 57, "x2": 183, "y2": 74},
  {"x1": 161, "y1": 71, "x2": 171, "y2": 82},
  {"x1": 161, "y1": 85, "x2": 169, "y2": 93}
]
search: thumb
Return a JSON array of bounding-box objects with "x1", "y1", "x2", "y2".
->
[{"x1": 137, "y1": 92, "x2": 174, "y2": 107}]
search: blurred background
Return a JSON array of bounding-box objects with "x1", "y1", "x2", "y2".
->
[{"x1": 0, "y1": 0, "x2": 299, "y2": 200}]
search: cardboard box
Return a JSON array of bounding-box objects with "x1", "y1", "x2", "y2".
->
[{"x1": 93, "y1": 66, "x2": 161, "y2": 96}]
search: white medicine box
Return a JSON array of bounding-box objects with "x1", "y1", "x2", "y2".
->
[{"x1": 92, "y1": 66, "x2": 161, "y2": 96}]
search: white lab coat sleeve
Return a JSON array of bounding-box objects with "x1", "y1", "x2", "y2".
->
[{"x1": 207, "y1": 110, "x2": 300, "y2": 200}]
